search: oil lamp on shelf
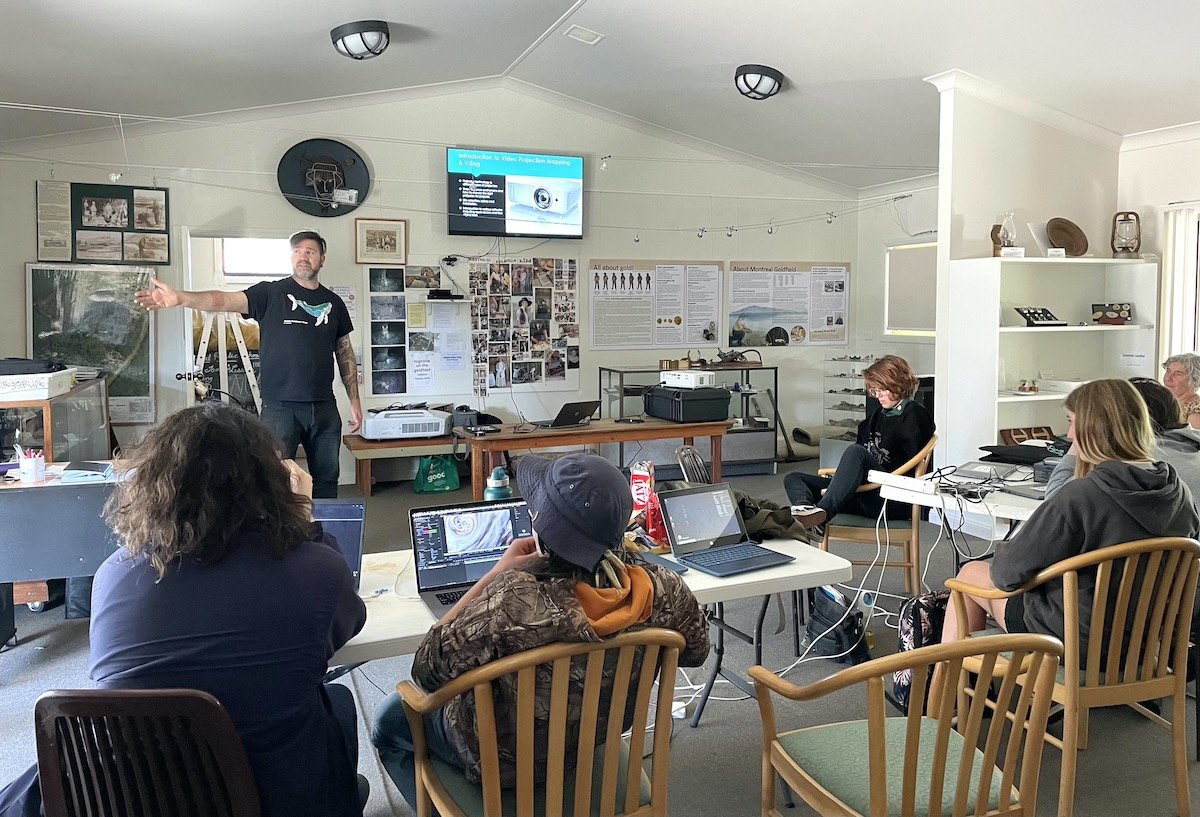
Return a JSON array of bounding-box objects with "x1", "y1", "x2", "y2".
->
[{"x1": 1111, "y1": 211, "x2": 1141, "y2": 258}]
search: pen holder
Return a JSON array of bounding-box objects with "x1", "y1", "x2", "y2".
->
[{"x1": 19, "y1": 457, "x2": 45, "y2": 483}]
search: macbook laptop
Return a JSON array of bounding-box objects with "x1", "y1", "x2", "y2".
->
[
  {"x1": 312, "y1": 498, "x2": 367, "y2": 589},
  {"x1": 657, "y1": 483, "x2": 794, "y2": 577},
  {"x1": 531, "y1": 400, "x2": 601, "y2": 428},
  {"x1": 410, "y1": 497, "x2": 532, "y2": 613},
  {"x1": 952, "y1": 460, "x2": 1023, "y2": 482}
]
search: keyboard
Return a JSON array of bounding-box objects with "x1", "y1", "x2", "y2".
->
[
  {"x1": 680, "y1": 542, "x2": 774, "y2": 567},
  {"x1": 435, "y1": 589, "x2": 467, "y2": 605}
]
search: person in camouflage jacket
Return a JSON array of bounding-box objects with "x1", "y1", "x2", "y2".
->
[{"x1": 372, "y1": 454, "x2": 708, "y2": 807}]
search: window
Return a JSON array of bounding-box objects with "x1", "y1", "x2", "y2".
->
[
  {"x1": 221, "y1": 237, "x2": 291, "y2": 283},
  {"x1": 884, "y1": 242, "x2": 937, "y2": 336}
]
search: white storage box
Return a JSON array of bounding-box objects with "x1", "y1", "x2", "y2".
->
[
  {"x1": 0, "y1": 368, "x2": 77, "y2": 401},
  {"x1": 1039, "y1": 378, "x2": 1087, "y2": 394}
]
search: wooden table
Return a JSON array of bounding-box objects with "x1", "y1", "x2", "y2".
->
[
  {"x1": 342, "y1": 434, "x2": 455, "y2": 497},
  {"x1": 453, "y1": 418, "x2": 733, "y2": 500}
]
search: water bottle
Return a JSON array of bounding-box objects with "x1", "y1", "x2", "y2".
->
[{"x1": 484, "y1": 466, "x2": 513, "y2": 501}]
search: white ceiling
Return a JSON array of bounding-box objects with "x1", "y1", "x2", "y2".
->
[{"x1": 5, "y1": 0, "x2": 1200, "y2": 189}]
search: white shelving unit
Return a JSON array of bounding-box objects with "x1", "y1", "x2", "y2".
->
[
  {"x1": 821, "y1": 353, "x2": 874, "y2": 442},
  {"x1": 938, "y1": 257, "x2": 1159, "y2": 467}
]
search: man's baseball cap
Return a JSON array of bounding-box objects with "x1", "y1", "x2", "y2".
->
[{"x1": 516, "y1": 454, "x2": 632, "y2": 571}]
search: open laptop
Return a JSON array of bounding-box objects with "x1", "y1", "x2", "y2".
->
[
  {"x1": 411, "y1": 497, "x2": 532, "y2": 613},
  {"x1": 658, "y1": 483, "x2": 794, "y2": 577},
  {"x1": 312, "y1": 498, "x2": 367, "y2": 589},
  {"x1": 531, "y1": 400, "x2": 601, "y2": 428}
]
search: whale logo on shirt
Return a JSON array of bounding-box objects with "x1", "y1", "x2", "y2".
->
[{"x1": 286, "y1": 294, "x2": 332, "y2": 326}]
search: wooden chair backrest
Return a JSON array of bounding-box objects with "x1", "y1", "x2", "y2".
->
[
  {"x1": 1025, "y1": 536, "x2": 1200, "y2": 692},
  {"x1": 402, "y1": 628, "x2": 684, "y2": 817},
  {"x1": 751, "y1": 633, "x2": 1063, "y2": 817},
  {"x1": 35, "y1": 688, "x2": 261, "y2": 817}
]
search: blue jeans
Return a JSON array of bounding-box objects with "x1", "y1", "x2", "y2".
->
[
  {"x1": 784, "y1": 444, "x2": 884, "y2": 519},
  {"x1": 371, "y1": 692, "x2": 461, "y2": 811},
  {"x1": 260, "y1": 399, "x2": 343, "y2": 498}
]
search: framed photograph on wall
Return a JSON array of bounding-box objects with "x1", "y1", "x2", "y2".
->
[
  {"x1": 355, "y1": 218, "x2": 407, "y2": 266},
  {"x1": 26, "y1": 263, "x2": 156, "y2": 423},
  {"x1": 36, "y1": 180, "x2": 171, "y2": 265}
]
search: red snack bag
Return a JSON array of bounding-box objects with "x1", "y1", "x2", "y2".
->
[
  {"x1": 630, "y1": 462, "x2": 653, "y2": 513},
  {"x1": 645, "y1": 489, "x2": 668, "y2": 548}
]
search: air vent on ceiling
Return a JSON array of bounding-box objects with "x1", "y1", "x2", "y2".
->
[{"x1": 564, "y1": 25, "x2": 604, "y2": 45}]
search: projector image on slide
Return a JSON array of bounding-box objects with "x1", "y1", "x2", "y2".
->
[{"x1": 507, "y1": 179, "x2": 582, "y2": 216}]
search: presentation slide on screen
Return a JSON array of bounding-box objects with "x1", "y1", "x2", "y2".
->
[{"x1": 448, "y1": 149, "x2": 584, "y2": 238}]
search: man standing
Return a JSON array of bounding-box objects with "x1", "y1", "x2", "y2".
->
[{"x1": 135, "y1": 230, "x2": 361, "y2": 497}]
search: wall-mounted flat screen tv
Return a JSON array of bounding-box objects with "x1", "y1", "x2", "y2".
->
[{"x1": 447, "y1": 147, "x2": 584, "y2": 239}]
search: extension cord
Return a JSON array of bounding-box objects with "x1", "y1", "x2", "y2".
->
[{"x1": 868, "y1": 470, "x2": 938, "y2": 494}]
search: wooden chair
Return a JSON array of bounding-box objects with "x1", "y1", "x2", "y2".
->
[
  {"x1": 819, "y1": 434, "x2": 938, "y2": 594},
  {"x1": 35, "y1": 688, "x2": 261, "y2": 817},
  {"x1": 946, "y1": 536, "x2": 1200, "y2": 817},
  {"x1": 397, "y1": 628, "x2": 684, "y2": 817},
  {"x1": 749, "y1": 633, "x2": 1062, "y2": 817}
]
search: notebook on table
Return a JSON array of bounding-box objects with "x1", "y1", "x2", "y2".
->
[
  {"x1": 410, "y1": 497, "x2": 532, "y2": 613},
  {"x1": 531, "y1": 400, "x2": 601, "y2": 428},
  {"x1": 657, "y1": 483, "x2": 794, "y2": 577},
  {"x1": 312, "y1": 498, "x2": 367, "y2": 589}
]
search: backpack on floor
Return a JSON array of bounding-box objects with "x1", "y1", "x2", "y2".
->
[
  {"x1": 891, "y1": 589, "x2": 950, "y2": 714},
  {"x1": 801, "y1": 585, "x2": 871, "y2": 665}
]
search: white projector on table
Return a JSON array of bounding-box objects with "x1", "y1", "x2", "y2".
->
[
  {"x1": 660, "y1": 370, "x2": 715, "y2": 389},
  {"x1": 361, "y1": 409, "x2": 452, "y2": 440}
]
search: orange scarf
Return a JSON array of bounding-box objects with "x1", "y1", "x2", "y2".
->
[{"x1": 573, "y1": 564, "x2": 654, "y2": 637}]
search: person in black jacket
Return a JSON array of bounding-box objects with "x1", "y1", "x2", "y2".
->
[
  {"x1": 941, "y1": 378, "x2": 1200, "y2": 646},
  {"x1": 788, "y1": 355, "x2": 934, "y2": 533}
]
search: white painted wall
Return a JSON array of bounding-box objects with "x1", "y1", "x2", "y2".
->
[
  {"x1": 1118, "y1": 123, "x2": 1200, "y2": 255},
  {"x1": 1, "y1": 80, "x2": 939, "y2": 482}
]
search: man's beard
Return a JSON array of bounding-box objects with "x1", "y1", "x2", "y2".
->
[{"x1": 293, "y1": 262, "x2": 320, "y2": 281}]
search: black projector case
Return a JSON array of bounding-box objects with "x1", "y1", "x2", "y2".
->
[{"x1": 643, "y1": 385, "x2": 730, "y2": 423}]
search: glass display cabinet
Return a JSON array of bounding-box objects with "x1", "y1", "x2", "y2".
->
[{"x1": 0, "y1": 377, "x2": 111, "y2": 464}]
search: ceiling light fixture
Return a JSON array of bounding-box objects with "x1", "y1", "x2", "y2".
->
[
  {"x1": 734, "y1": 64, "x2": 784, "y2": 100},
  {"x1": 331, "y1": 20, "x2": 390, "y2": 60}
]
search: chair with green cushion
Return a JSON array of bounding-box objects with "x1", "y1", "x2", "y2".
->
[
  {"x1": 819, "y1": 434, "x2": 938, "y2": 594},
  {"x1": 749, "y1": 633, "x2": 1062, "y2": 817},
  {"x1": 397, "y1": 628, "x2": 684, "y2": 817}
]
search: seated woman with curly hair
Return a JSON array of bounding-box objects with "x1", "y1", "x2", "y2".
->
[{"x1": 788, "y1": 354, "x2": 934, "y2": 533}]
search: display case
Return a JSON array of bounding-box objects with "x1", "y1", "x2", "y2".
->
[
  {"x1": 822, "y1": 353, "x2": 874, "y2": 442},
  {"x1": 0, "y1": 377, "x2": 111, "y2": 463},
  {"x1": 938, "y1": 257, "x2": 1158, "y2": 467},
  {"x1": 597, "y1": 364, "x2": 780, "y2": 476}
]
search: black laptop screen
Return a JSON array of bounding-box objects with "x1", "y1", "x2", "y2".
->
[
  {"x1": 658, "y1": 484, "x2": 743, "y2": 550},
  {"x1": 411, "y1": 498, "x2": 532, "y2": 591}
]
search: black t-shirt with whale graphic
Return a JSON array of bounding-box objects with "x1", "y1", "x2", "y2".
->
[{"x1": 244, "y1": 276, "x2": 353, "y2": 402}]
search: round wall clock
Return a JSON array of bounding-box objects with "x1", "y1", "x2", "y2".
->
[{"x1": 276, "y1": 138, "x2": 371, "y2": 217}]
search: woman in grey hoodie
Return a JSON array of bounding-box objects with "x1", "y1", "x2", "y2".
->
[
  {"x1": 1046, "y1": 377, "x2": 1200, "y2": 507},
  {"x1": 942, "y1": 378, "x2": 1200, "y2": 646}
]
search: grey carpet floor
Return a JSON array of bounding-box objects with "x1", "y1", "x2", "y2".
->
[{"x1": 2, "y1": 461, "x2": 1197, "y2": 815}]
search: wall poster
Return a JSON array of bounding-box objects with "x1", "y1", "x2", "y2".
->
[
  {"x1": 26, "y1": 263, "x2": 155, "y2": 423},
  {"x1": 589, "y1": 259, "x2": 723, "y2": 349},
  {"x1": 366, "y1": 267, "x2": 408, "y2": 396},
  {"x1": 727, "y1": 261, "x2": 850, "y2": 347},
  {"x1": 36, "y1": 180, "x2": 170, "y2": 265},
  {"x1": 469, "y1": 257, "x2": 579, "y2": 395}
]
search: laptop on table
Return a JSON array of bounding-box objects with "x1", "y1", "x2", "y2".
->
[
  {"x1": 952, "y1": 461, "x2": 1024, "y2": 482},
  {"x1": 531, "y1": 400, "x2": 602, "y2": 428},
  {"x1": 657, "y1": 483, "x2": 794, "y2": 577},
  {"x1": 312, "y1": 498, "x2": 367, "y2": 589},
  {"x1": 410, "y1": 497, "x2": 532, "y2": 613}
]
